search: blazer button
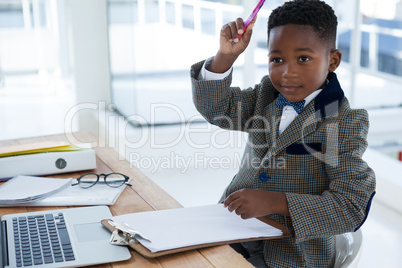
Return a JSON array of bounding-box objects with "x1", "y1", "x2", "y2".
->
[{"x1": 259, "y1": 173, "x2": 269, "y2": 182}]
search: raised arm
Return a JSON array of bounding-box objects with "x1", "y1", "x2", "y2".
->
[
  {"x1": 208, "y1": 17, "x2": 256, "y2": 73},
  {"x1": 191, "y1": 17, "x2": 265, "y2": 132}
]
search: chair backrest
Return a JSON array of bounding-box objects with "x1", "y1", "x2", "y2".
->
[{"x1": 334, "y1": 229, "x2": 363, "y2": 268}]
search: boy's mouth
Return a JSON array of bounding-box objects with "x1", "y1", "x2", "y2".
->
[{"x1": 281, "y1": 85, "x2": 301, "y2": 91}]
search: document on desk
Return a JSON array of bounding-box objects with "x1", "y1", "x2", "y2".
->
[
  {"x1": 0, "y1": 175, "x2": 71, "y2": 205},
  {"x1": 0, "y1": 141, "x2": 91, "y2": 158},
  {"x1": 111, "y1": 204, "x2": 283, "y2": 252},
  {"x1": 0, "y1": 175, "x2": 127, "y2": 206},
  {"x1": 25, "y1": 178, "x2": 127, "y2": 206}
]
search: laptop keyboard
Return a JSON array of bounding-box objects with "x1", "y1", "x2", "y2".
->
[{"x1": 12, "y1": 213, "x2": 75, "y2": 267}]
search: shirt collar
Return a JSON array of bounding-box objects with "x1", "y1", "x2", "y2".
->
[
  {"x1": 304, "y1": 89, "x2": 322, "y2": 108},
  {"x1": 273, "y1": 73, "x2": 344, "y2": 118}
]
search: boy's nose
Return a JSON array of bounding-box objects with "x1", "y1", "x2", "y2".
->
[{"x1": 282, "y1": 63, "x2": 298, "y2": 78}]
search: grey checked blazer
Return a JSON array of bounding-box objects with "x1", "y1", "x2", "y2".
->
[{"x1": 191, "y1": 60, "x2": 376, "y2": 268}]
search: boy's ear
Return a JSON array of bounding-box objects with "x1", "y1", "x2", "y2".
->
[{"x1": 328, "y1": 49, "x2": 342, "y2": 72}]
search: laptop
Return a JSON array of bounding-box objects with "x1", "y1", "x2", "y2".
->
[{"x1": 1, "y1": 206, "x2": 131, "y2": 268}]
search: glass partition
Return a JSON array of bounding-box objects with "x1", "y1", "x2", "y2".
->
[
  {"x1": 107, "y1": 0, "x2": 402, "y2": 125},
  {"x1": 0, "y1": 0, "x2": 72, "y2": 140},
  {"x1": 107, "y1": 0, "x2": 262, "y2": 125}
]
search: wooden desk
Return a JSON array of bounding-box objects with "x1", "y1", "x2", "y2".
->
[{"x1": 0, "y1": 132, "x2": 255, "y2": 268}]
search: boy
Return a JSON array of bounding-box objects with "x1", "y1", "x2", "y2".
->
[{"x1": 190, "y1": 0, "x2": 376, "y2": 267}]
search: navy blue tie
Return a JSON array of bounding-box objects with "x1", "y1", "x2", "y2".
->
[{"x1": 276, "y1": 94, "x2": 306, "y2": 114}]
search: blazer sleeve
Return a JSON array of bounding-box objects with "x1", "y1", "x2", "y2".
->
[
  {"x1": 191, "y1": 60, "x2": 260, "y2": 132},
  {"x1": 285, "y1": 108, "x2": 376, "y2": 244}
]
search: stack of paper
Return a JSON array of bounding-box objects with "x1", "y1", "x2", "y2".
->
[
  {"x1": 111, "y1": 204, "x2": 283, "y2": 253},
  {"x1": 25, "y1": 178, "x2": 128, "y2": 206},
  {"x1": 0, "y1": 175, "x2": 71, "y2": 205},
  {"x1": 0, "y1": 175, "x2": 128, "y2": 206},
  {"x1": 0, "y1": 141, "x2": 90, "y2": 158}
]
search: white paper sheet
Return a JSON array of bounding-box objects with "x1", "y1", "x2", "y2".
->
[
  {"x1": 24, "y1": 179, "x2": 126, "y2": 206},
  {"x1": 111, "y1": 204, "x2": 282, "y2": 252},
  {"x1": 0, "y1": 175, "x2": 71, "y2": 204}
]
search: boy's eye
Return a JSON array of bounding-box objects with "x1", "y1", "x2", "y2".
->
[
  {"x1": 299, "y1": 56, "x2": 310, "y2": 62},
  {"x1": 271, "y1": 58, "x2": 283, "y2": 63}
]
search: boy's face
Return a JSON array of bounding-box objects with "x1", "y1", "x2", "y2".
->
[{"x1": 268, "y1": 24, "x2": 341, "y2": 102}]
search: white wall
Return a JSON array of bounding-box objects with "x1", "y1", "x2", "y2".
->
[
  {"x1": 363, "y1": 147, "x2": 402, "y2": 215},
  {"x1": 66, "y1": 0, "x2": 111, "y2": 134}
]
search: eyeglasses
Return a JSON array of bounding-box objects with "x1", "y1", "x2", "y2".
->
[{"x1": 72, "y1": 173, "x2": 132, "y2": 189}]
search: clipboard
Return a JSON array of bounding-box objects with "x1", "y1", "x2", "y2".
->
[{"x1": 101, "y1": 215, "x2": 289, "y2": 258}]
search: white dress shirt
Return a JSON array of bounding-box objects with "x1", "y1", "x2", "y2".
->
[{"x1": 198, "y1": 57, "x2": 323, "y2": 134}]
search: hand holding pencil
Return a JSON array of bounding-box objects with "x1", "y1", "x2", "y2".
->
[
  {"x1": 205, "y1": 0, "x2": 265, "y2": 74},
  {"x1": 238, "y1": 0, "x2": 266, "y2": 39}
]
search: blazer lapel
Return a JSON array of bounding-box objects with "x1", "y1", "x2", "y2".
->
[
  {"x1": 263, "y1": 100, "x2": 282, "y2": 152},
  {"x1": 266, "y1": 101, "x2": 318, "y2": 160},
  {"x1": 256, "y1": 72, "x2": 344, "y2": 166}
]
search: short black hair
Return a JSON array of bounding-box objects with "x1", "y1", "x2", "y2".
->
[{"x1": 268, "y1": 0, "x2": 338, "y2": 50}]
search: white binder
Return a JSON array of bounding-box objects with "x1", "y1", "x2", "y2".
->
[{"x1": 0, "y1": 149, "x2": 96, "y2": 180}]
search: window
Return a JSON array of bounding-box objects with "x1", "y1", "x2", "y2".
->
[
  {"x1": 107, "y1": 0, "x2": 277, "y2": 125},
  {"x1": 0, "y1": 0, "x2": 73, "y2": 140},
  {"x1": 107, "y1": 0, "x2": 402, "y2": 126}
]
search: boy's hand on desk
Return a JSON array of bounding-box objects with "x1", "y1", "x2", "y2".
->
[
  {"x1": 223, "y1": 189, "x2": 290, "y2": 219},
  {"x1": 208, "y1": 17, "x2": 256, "y2": 74}
]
